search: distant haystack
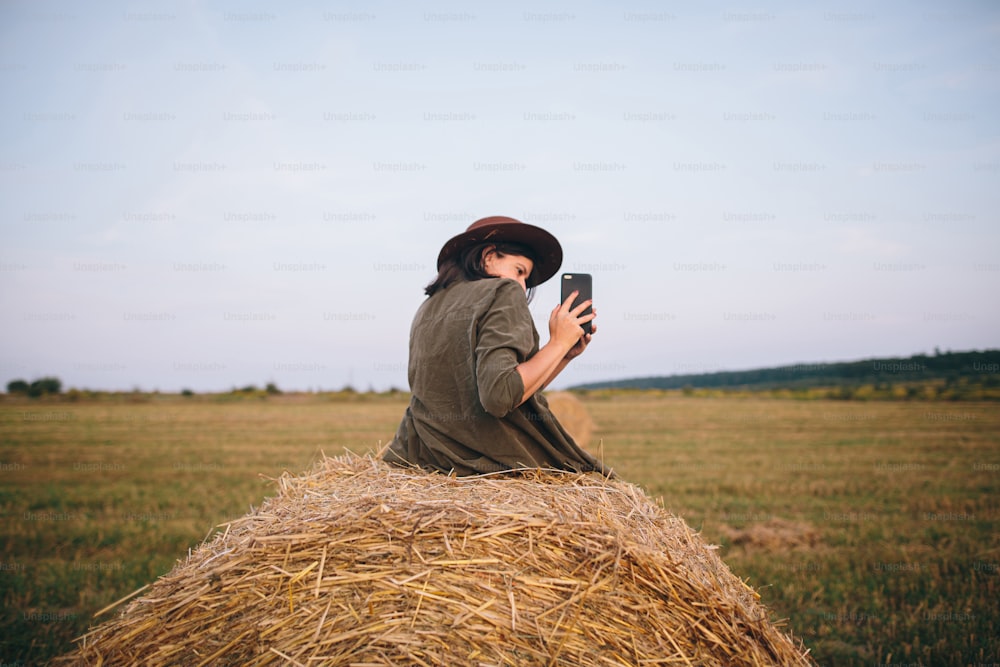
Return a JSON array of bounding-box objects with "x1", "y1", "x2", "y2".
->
[
  {"x1": 60, "y1": 454, "x2": 814, "y2": 666},
  {"x1": 544, "y1": 390, "x2": 593, "y2": 448}
]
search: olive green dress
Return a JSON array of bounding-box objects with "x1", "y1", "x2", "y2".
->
[{"x1": 384, "y1": 278, "x2": 608, "y2": 476}]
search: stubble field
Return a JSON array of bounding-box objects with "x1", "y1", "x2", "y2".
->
[{"x1": 1, "y1": 392, "x2": 997, "y2": 666}]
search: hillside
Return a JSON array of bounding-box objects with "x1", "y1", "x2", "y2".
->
[{"x1": 570, "y1": 349, "x2": 1000, "y2": 393}]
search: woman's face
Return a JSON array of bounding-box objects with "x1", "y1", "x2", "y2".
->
[{"x1": 483, "y1": 248, "x2": 534, "y2": 292}]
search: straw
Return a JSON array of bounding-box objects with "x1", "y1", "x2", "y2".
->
[
  {"x1": 545, "y1": 391, "x2": 593, "y2": 449},
  {"x1": 56, "y1": 452, "x2": 814, "y2": 666}
]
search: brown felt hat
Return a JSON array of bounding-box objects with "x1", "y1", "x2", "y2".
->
[{"x1": 436, "y1": 216, "x2": 563, "y2": 288}]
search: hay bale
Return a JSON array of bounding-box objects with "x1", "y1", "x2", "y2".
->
[
  {"x1": 60, "y1": 454, "x2": 814, "y2": 666},
  {"x1": 721, "y1": 519, "x2": 821, "y2": 551},
  {"x1": 544, "y1": 391, "x2": 593, "y2": 448}
]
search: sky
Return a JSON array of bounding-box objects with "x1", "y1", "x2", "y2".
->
[{"x1": 1, "y1": 0, "x2": 998, "y2": 393}]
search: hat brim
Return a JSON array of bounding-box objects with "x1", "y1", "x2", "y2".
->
[{"x1": 436, "y1": 219, "x2": 563, "y2": 288}]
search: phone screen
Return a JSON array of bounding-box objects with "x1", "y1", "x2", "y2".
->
[{"x1": 560, "y1": 273, "x2": 593, "y2": 335}]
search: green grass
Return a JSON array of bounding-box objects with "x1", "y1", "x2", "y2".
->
[
  {"x1": 583, "y1": 394, "x2": 999, "y2": 666},
  {"x1": 1, "y1": 392, "x2": 997, "y2": 665}
]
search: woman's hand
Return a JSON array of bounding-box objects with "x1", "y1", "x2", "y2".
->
[
  {"x1": 548, "y1": 291, "x2": 596, "y2": 355},
  {"x1": 516, "y1": 293, "x2": 596, "y2": 405},
  {"x1": 564, "y1": 317, "x2": 596, "y2": 361}
]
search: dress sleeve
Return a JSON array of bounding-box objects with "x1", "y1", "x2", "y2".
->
[{"x1": 474, "y1": 280, "x2": 534, "y2": 418}]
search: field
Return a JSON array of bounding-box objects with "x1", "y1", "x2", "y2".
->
[{"x1": 1, "y1": 392, "x2": 998, "y2": 666}]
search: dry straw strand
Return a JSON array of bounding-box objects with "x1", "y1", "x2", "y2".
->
[{"x1": 58, "y1": 452, "x2": 814, "y2": 666}]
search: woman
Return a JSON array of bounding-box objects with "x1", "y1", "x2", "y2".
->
[{"x1": 383, "y1": 216, "x2": 611, "y2": 476}]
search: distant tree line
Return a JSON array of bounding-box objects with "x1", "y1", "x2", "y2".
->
[
  {"x1": 571, "y1": 349, "x2": 1000, "y2": 392},
  {"x1": 6, "y1": 377, "x2": 62, "y2": 398}
]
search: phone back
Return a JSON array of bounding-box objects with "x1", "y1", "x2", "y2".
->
[{"x1": 560, "y1": 273, "x2": 593, "y2": 334}]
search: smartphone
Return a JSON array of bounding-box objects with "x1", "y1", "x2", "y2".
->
[{"x1": 560, "y1": 273, "x2": 593, "y2": 335}]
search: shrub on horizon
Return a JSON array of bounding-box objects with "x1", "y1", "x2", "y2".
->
[{"x1": 7, "y1": 376, "x2": 62, "y2": 397}]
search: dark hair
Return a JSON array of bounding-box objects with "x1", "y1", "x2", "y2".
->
[{"x1": 425, "y1": 241, "x2": 538, "y2": 302}]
